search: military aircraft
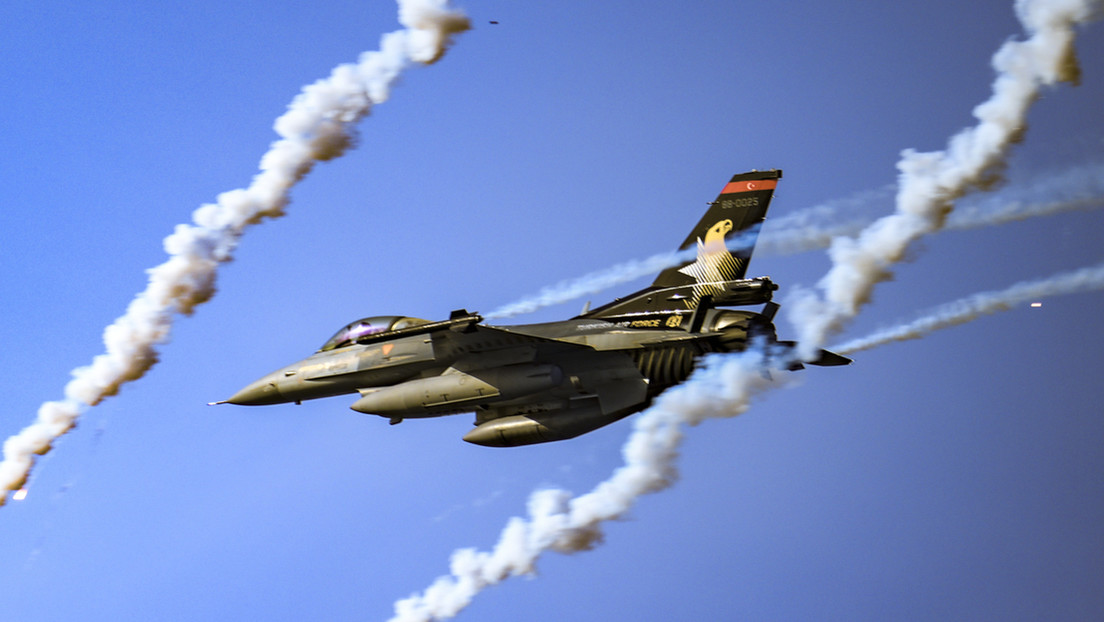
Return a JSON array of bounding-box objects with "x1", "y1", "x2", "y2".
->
[{"x1": 212, "y1": 170, "x2": 849, "y2": 446}]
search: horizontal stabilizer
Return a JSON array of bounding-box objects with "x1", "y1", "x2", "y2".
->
[
  {"x1": 808, "y1": 348, "x2": 852, "y2": 366},
  {"x1": 775, "y1": 342, "x2": 852, "y2": 366}
]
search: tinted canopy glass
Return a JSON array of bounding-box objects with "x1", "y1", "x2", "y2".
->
[{"x1": 319, "y1": 316, "x2": 430, "y2": 351}]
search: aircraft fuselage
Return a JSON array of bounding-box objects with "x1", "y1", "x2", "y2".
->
[{"x1": 215, "y1": 170, "x2": 851, "y2": 446}]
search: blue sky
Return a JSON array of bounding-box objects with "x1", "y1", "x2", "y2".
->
[{"x1": 2, "y1": 1, "x2": 1102, "y2": 620}]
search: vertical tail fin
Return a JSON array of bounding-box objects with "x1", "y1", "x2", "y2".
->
[
  {"x1": 651, "y1": 170, "x2": 780, "y2": 293},
  {"x1": 579, "y1": 170, "x2": 781, "y2": 322}
]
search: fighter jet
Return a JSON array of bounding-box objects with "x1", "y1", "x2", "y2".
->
[{"x1": 213, "y1": 170, "x2": 849, "y2": 446}]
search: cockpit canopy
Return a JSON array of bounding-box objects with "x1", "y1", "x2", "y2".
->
[{"x1": 319, "y1": 316, "x2": 431, "y2": 352}]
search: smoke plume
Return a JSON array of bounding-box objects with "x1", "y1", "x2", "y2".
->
[
  {"x1": 486, "y1": 160, "x2": 1104, "y2": 320},
  {"x1": 391, "y1": 1, "x2": 1102, "y2": 618},
  {"x1": 485, "y1": 228, "x2": 761, "y2": 319},
  {"x1": 485, "y1": 248, "x2": 695, "y2": 319},
  {"x1": 760, "y1": 161, "x2": 1104, "y2": 256},
  {"x1": 787, "y1": 0, "x2": 1100, "y2": 361},
  {"x1": 390, "y1": 349, "x2": 781, "y2": 622},
  {"x1": 0, "y1": 0, "x2": 471, "y2": 506},
  {"x1": 834, "y1": 261, "x2": 1104, "y2": 354}
]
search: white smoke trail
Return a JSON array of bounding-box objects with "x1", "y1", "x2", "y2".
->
[
  {"x1": 389, "y1": 348, "x2": 781, "y2": 622},
  {"x1": 787, "y1": 0, "x2": 1101, "y2": 361},
  {"x1": 757, "y1": 184, "x2": 898, "y2": 256},
  {"x1": 487, "y1": 159, "x2": 1104, "y2": 320},
  {"x1": 760, "y1": 161, "x2": 1104, "y2": 256},
  {"x1": 946, "y1": 160, "x2": 1104, "y2": 229},
  {"x1": 485, "y1": 248, "x2": 693, "y2": 319},
  {"x1": 392, "y1": 1, "x2": 1103, "y2": 618},
  {"x1": 834, "y1": 261, "x2": 1104, "y2": 354},
  {"x1": 485, "y1": 228, "x2": 761, "y2": 319},
  {"x1": 0, "y1": 0, "x2": 471, "y2": 506}
]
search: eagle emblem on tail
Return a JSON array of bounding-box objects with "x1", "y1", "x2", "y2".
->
[{"x1": 677, "y1": 219, "x2": 742, "y2": 308}]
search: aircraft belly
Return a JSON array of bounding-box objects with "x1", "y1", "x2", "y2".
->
[
  {"x1": 462, "y1": 349, "x2": 652, "y2": 446},
  {"x1": 463, "y1": 400, "x2": 645, "y2": 447}
]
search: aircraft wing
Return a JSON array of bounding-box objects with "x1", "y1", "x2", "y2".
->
[
  {"x1": 429, "y1": 319, "x2": 594, "y2": 366},
  {"x1": 427, "y1": 315, "x2": 650, "y2": 430}
]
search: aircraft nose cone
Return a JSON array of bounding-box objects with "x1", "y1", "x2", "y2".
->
[{"x1": 226, "y1": 377, "x2": 283, "y2": 405}]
